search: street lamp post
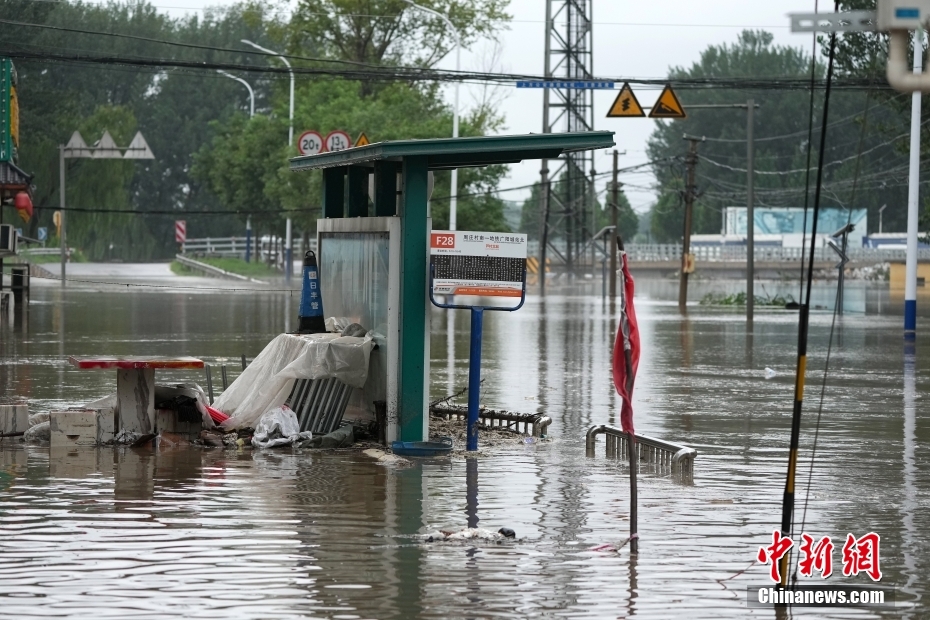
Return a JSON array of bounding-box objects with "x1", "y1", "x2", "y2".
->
[
  {"x1": 217, "y1": 70, "x2": 255, "y2": 117},
  {"x1": 241, "y1": 39, "x2": 295, "y2": 281},
  {"x1": 403, "y1": 0, "x2": 461, "y2": 230}
]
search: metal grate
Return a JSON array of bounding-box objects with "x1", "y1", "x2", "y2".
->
[
  {"x1": 585, "y1": 424, "x2": 697, "y2": 475},
  {"x1": 431, "y1": 404, "x2": 552, "y2": 438},
  {"x1": 286, "y1": 377, "x2": 354, "y2": 435}
]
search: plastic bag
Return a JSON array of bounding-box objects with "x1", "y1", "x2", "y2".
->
[{"x1": 252, "y1": 405, "x2": 313, "y2": 449}]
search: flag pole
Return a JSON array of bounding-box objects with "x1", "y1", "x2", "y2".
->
[{"x1": 617, "y1": 232, "x2": 638, "y2": 554}]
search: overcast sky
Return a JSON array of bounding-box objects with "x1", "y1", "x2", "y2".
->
[{"x1": 152, "y1": 0, "x2": 819, "y2": 214}]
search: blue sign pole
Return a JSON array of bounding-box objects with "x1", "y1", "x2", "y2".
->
[
  {"x1": 429, "y1": 268, "x2": 526, "y2": 452},
  {"x1": 466, "y1": 307, "x2": 484, "y2": 451}
]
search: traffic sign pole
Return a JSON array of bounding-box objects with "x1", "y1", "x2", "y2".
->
[{"x1": 466, "y1": 307, "x2": 484, "y2": 451}]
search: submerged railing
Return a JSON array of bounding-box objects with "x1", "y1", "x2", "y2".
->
[
  {"x1": 431, "y1": 404, "x2": 552, "y2": 438},
  {"x1": 585, "y1": 424, "x2": 697, "y2": 475}
]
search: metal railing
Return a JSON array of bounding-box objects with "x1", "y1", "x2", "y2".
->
[
  {"x1": 431, "y1": 404, "x2": 552, "y2": 437},
  {"x1": 525, "y1": 241, "x2": 930, "y2": 265},
  {"x1": 620, "y1": 243, "x2": 930, "y2": 263},
  {"x1": 585, "y1": 424, "x2": 697, "y2": 475},
  {"x1": 181, "y1": 236, "x2": 249, "y2": 257},
  {"x1": 181, "y1": 236, "x2": 317, "y2": 261}
]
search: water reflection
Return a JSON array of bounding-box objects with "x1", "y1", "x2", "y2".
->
[
  {"x1": 901, "y1": 341, "x2": 920, "y2": 612},
  {"x1": 1, "y1": 281, "x2": 929, "y2": 618}
]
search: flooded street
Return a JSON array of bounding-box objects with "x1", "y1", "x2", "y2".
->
[{"x1": 1, "y1": 278, "x2": 928, "y2": 619}]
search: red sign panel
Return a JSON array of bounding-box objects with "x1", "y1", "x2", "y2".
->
[
  {"x1": 175, "y1": 220, "x2": 186, "y2": 243},
  {"x1": 430, "y1": 233, "x2": 455, "y2": 249}
]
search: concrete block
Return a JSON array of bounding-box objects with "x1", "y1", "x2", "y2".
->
[
  {"x1": 117, "y1": 368, "x2": 154, "y2": 434},
  {"x1": 0, "y1": 404, "x2": 28, "y2": 442},
  {"x1": 49, "y1": 409, "x2": 115, "y2": 448},
  {"x1": 155, "y1": 408, "x2": 202, "y2": 442}
]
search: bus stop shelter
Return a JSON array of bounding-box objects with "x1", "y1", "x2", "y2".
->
[{"x1": 290, "y1": 131, "x2": 615, "y2": 442}]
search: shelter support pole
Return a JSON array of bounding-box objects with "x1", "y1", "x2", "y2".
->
[
  {"x1": 906, "y1": 28, "x2": 922, "y2": 337},
  {"x1": 347, "y1": 166, "x2": 370, "y2": 217},
  {"x1": 398, "y1": 156, "x2": 430, "y2": 441},
  {"x1": 373, "y1": 161, "x2": 398, "y2": 217},
  {"x1": 322, "y1": 168, "x2": 346, "y2": 219}
]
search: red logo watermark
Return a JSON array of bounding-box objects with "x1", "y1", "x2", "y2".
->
[{"x1": 757, "y1": 531, "x2": 881, "y2": 583}]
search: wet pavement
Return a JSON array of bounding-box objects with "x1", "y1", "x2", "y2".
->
[{"x1": 0, "y1": 276, "x2": 928, "y2": 619}]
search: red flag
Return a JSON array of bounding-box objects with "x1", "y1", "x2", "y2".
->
[{"x1": 612, "y1": 251, "x2": 641, "y2": 433}]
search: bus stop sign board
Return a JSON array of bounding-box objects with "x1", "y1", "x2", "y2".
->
[
  {"x1": 429, "y1": 230, "x2": 528, "y2": 452},
  {"x1": 429, "y1": 231, "x2": 527, "y2": 300}
]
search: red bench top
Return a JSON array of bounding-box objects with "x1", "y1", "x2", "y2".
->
[{"x1": 68, "y1": 356, "x2": 205, "y2": 370}]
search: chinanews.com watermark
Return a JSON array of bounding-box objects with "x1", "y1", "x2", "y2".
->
[{"x1": 748, "y1": 530, "x2": 896, "y2": 609}]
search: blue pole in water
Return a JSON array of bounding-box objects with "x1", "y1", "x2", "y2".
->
[{"x1": 467, "y1": 308, "x2": 484, "y2": 451}]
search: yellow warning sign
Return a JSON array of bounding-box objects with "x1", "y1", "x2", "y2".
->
[
  {"x1": 606, "y1": 82, "x2": 645, "y2": 118},
  {"x1": 354, "y1": 132, "x2": 370, "y2": 147},
  {"x1": 649, "y1": 84, "x2": 686, "y2": 119}
]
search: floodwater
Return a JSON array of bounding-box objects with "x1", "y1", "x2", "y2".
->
[{"x1": 1, "y1": 274, "x2": 929, "y2": 619}]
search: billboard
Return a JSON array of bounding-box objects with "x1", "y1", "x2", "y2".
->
[{"x1": 725, "y1": 207, "x2": 868, "y2": 247}]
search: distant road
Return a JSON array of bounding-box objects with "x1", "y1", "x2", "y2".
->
[{"x1": 35, "y1": 262, "x2": 273, "y2": 290}]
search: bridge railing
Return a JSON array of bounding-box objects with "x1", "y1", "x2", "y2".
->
[
  {"x1": 181, "y1": 236, "x2": 318, "y2": 262},
  {"x1": 526, "y1": 241, "x2": 930, "y2": 265}
]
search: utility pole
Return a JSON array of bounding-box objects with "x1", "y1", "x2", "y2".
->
[
  {"x1": 746, "y1": 98, "x2": 755, "y2": 322},
  {"x1": 679, "y1": 136, "x2": 701, "y2": 310},
  {"x1": 538, "y1": 0, "x2": 552, "y2": 296},
  {"x1": 610, "y1": 150, "x2": 619, "y2": 298},
  {"x1": 539, "y1": 178, "x2": 551, "y2": 296},
  {"x1": 905, "y1": 28, "x2": 922, "y2": 338},
  {"x1": 59, "y1": 145, "x2": 66, "y2": 287}
]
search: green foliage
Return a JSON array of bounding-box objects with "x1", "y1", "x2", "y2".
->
[
  {"x1": 647, "y1": 30, "x2": 909, "y2": 243},
  {"x1": 3, "y1": 0, "x2": 512, "y2": 258},
  {"x1": 700, "y1": 291, "x2": 796, "y2": 307},
  {"x1": 289, "y1": 0, "x2": 509, "y2": 66},
  {"x1": 194, "y1": 76, "x2": 513, "y2": 235}
]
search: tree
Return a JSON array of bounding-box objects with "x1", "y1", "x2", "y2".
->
[
  {"x1": 646, "y1": 30, "x2": 909, "y2": 242},
  {"x1": 289, "y1": 0, "x2": 509, "y2": 67}
]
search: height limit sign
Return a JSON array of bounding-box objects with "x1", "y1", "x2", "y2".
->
[{"x1": 430, "y1": 231, "x2": 527, "y2": 299}]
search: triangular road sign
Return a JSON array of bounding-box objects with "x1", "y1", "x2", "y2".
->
[
  {"x1": 63, "y1": 131, "x2": 92, "y2": 158},
  {"x1": 354, "y1": 132, "x2": 370, "y2": 147},
  {"x1": 123, "y1": 131, "x2": 155, "y2": 160},
  {"x1": 649, "y1": 84, "x2": 686, "y2": 119},
  {"x1": 606, "y1": 82, "x2": 645, "y2": 118},
  {"x1": 92, "y1": 130, "x2": 123, "y2": 159}
]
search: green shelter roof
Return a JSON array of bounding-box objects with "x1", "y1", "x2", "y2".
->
[{"x1": 290, "y1": 131, "x2": 615, "y2": 171}]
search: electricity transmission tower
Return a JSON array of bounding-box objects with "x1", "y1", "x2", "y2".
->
[{"x1": 539, "y1": 0, "x2": 596, "y2": 282}]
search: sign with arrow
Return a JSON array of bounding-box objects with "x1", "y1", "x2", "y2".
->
[
  {"x1": 606, "y1": 82, "x2": 646, "y2": 118},
  {"x1": 648, "y1": 84, "x2": 687, "y2": 119}
]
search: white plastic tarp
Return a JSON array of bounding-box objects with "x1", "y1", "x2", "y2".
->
[{"x1": 216, "y1": 333, "x2": 373, "y2": 429}]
